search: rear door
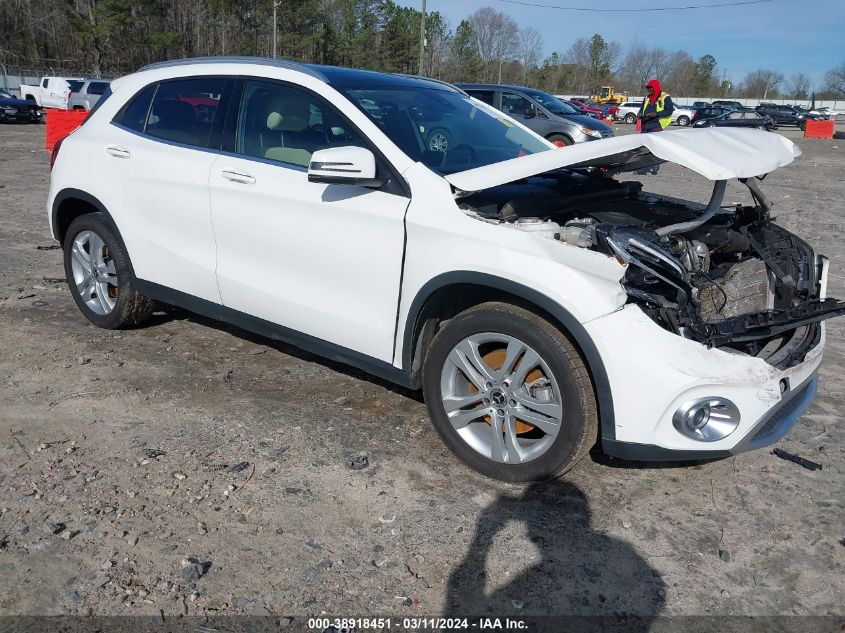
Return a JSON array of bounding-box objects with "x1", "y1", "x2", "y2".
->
[
  {"x1": 95, "y1": 76, "x2": 232, "y2": 302},
  {"x1": 208, "y1": 78, "x2": 410, "y2": 362}
]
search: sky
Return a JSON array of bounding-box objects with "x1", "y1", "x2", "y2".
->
[{"x1": 397, "y1": 0, "x2": 845, "y2": 87}]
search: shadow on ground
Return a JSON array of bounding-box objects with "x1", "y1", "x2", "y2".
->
[{"x1": 444, "y1": 481, "x2": 665, "y2": 630}]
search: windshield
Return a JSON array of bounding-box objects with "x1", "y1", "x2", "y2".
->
[
  {"x1": 340, "y1": 86, "x2": 550, "y2": 175},
  {"x1": 520, "y1": 89, "x2": 578, "y2": 116},
  {"x1": 0, "y1": 89, "x2": 12, "y2": 99}
]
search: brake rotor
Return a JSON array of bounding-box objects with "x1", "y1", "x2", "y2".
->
[{"x1": 467, "y1": 348, "x2": 543, "y2": 434}]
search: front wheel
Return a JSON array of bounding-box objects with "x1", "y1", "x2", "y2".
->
[
  {"x1": 422, "y1": 303, "x2": 598, "y2": 482},
  {"x1": 624, "y1": 113, "x2": 637, "y2": 124},
  {"x1": 547, "y1": 133, "x2": 572, "y2": 147},
  {"x1": 677, "y1": 115, "x2": 690, "y2": 126},
  {"x1": 63, "y1": 213, "x2": 155, "y2": 329}
]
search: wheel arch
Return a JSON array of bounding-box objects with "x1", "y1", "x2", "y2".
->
[
  {"x1": 52, "y1": 188, "x2": 120, "y2": 244},
  {"x1": 402, "y1": 272, "x2": 615, "y2": 441}
]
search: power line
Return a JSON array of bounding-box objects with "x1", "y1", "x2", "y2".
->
[{"x1": 498, "y1": 0, "x2": 774, "y2": 12}]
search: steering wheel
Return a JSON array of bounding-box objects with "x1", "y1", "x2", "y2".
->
[{"x1": 450, "y1": 143, "x2": 478, "y2": 166}]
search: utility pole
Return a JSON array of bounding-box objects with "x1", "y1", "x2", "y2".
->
[
  {"x1": 418, "y1": 0, "x2": 426, "y2": 76},
  {"x1": 272, "y1": 1, "x2": 281, "y2": 59}
]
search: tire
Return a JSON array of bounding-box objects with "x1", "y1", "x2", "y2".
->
[
  {"x1": 677, "y1": 115, "x2": 690, "y2": 126},
  {"x1": 63, "y1": 213, "x2": 155, "y2": 329},
  {"x1": 799, "y1": 121, "x2": 806, "y2": 131},
  {"x1": 624, "y1": 113, "x2": 637, "y2": 124},
  {"x1": 426, "y1": 128, "x2": 451, "y2": 153},
  {"x1": 422, "y1": 302, "x2": 598, "y2": 483},
  {"x1": 547, "y1": 133, "x2": 572, "y2": 147}
]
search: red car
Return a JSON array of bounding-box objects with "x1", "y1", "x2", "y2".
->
[{"x1": 568, "y1": 99, "x2": 603, "y2": 117}]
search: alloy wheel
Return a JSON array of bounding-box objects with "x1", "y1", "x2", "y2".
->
[
  {"x1": 439, "y1": 332, "x2": 563, "y2": 464},
  {"x1": 69, "y1": 230, "x2": 119, "y2": 315}
]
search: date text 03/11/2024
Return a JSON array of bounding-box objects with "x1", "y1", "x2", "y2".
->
[{"x1": 309, "y1": 617, "x2": 528, "y2": 630}]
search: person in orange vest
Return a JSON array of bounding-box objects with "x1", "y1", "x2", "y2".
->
[{"x1": 638, "y1": 79, "x2": 674, "y2": 133}]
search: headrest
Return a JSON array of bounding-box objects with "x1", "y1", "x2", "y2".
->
[
  {"x1": 264, "y1": 92, "x2": 310, "y2": 132},
  {"x1": 154, "y1": 99, "x2": 195, "y2": 125}
]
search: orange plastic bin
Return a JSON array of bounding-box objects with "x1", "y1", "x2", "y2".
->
[
  {"x1": 45, "y1": 109, "x2": 89, "y2": 152},
  {"x1": 803, "y1": 119, "x2": 835, "y2": 139}
]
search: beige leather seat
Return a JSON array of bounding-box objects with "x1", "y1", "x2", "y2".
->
[{"x1": 260, "y1": 91, "x2": 322, "y2": 167}]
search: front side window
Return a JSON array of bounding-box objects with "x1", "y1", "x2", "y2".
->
[
  {"x1": 235, "y1": 80, "x2": 366, "y2": 168},
  {"x1": 144, "y1": 77, "x2": 226, "y2": 148},
  {"x1": 340, "y1": 86, "x2": 550, "y2": 175}
]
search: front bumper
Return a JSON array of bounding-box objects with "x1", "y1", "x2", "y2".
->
[{"x1": 583, "y1": 304, "x2": 825, "y2": 461}]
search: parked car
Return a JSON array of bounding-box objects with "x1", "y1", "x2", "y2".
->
[
  {"x1": 569, "y1": 98, "x2": 611, "y2": 117},
  {"x1": 711, "y1": 100, "x2": 744, "y2": 110},
  {"x1": 18, "y1": 76, "x2": 84, "y2": 109},
  {"x1": 692, "y1": 109, "x2": 776, "y2": 130},
  {"x1": 755, "y1": 104, "x2": 819, "y2": 130},
  {"x1": 613, "y1": 101, "x2": 643, "y2": 124},
  {"x1": 48, "y1": 57, "x2": 844, "y2": 481},
  {"x1": 690, "y1": 105, "x2": 734, "y2": 124},
  {"x1": 457, "y1": 84, "x2": 613, "y2": 146},
  {"x1": 69, "y1": 80, "x2": 111, "y2": 111},
  {"x1": 0, "y1": 88, "x2": 43, "y2": 123},
  {"x1": 670, "y1": 105, "x2": 695, "y2": 126},
  {"x1": 563, "y1": 99, "x2": 602, "y2": 119}
]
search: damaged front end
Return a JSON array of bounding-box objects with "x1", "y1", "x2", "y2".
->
[{"x1": 457, "y1": 169, "x2": 845, "y2": 370}]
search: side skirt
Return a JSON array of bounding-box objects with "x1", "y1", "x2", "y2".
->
[{"x1": 134, "y1": 279, "x2": 417, "y2": 390}]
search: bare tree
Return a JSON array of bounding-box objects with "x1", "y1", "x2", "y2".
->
[
  {"x1": 824, "y1": 63, "x2": 845, "y2": 97},
  {"x1": 619, "y1": 40, "x2": 670, "y2": 93},
  {"x1": 742, "y1": 69, "x2": 784, "y2": 99},
  {"x1": 787, "y1": 72, "x2": 812, "y2": 100},
  {"x1": 517, "y1": 26, "x2": 543, "y2": 83},
  {"x1": 468, "y1": 7, "x2": 517, "y2": 83}
]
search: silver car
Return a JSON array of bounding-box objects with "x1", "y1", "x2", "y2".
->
[{"x1": 68, "y1": 80, "x2": 111, "y2": 111}]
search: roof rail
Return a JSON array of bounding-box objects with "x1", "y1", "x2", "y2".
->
[{"x1": 138, "y1": 56, "x2": 327, "y2": 82}]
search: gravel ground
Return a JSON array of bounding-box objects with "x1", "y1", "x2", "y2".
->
[{"x1": 0, "y1": 122, "x2": 843, "y2": 631}]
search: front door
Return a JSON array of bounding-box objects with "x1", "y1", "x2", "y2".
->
[{"x1": 208, "y1": 79, "x2": 409, "y2": 362}]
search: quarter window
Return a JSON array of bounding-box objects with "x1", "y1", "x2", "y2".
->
[
  {"x1": 117, "y1": 84, "x2": 157, "y2": 133},
  {"x1": 144, "y1": 77, "x2": 226, "y2": 148},
  {"x1": 235, "y1": 80, "x2": 366, "y2": 168}
]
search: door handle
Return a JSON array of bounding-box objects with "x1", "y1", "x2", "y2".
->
[
  {"x1": 221, "y1": 169, "x2": 256, "y2": 185},
  {"x1": 106, "y1": 145, "x2": 130, "y2": 159}
]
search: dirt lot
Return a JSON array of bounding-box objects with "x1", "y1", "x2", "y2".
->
[{"x1": 1, "y1": 122, "x2": 843, "y2": 631}]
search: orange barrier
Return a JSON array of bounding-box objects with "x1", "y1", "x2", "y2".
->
[
  {"x1": 635, "y1": 118, "x2": 642, "y2": 132},
  {"x1": 804, "y1": 119, "x2": 835, "y2": 139},
  {"x1": 603, "y1": 117, "x2": 614, "y2": 126},
  {"x1": 45, "y1": 109, "x2": 88, "y2": 152}
]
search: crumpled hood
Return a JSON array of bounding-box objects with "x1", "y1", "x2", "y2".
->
[{"x1": 444, "y1": 127, "x2": 801, "y2": 193}]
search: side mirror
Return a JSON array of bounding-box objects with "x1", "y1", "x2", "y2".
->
[{"x1": 307, "y1": 146, "x2": 385, "y2": 187}]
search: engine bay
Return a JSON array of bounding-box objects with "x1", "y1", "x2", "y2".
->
[{"x1": 459, "y1": 169, "x2": 845, "y2": 369}]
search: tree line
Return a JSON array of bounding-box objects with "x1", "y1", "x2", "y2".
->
[{"x1": 1, "y1": 0, "x2": 843, "y2": 99}]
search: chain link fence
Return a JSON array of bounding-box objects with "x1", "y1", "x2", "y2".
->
[{"x1": 0, "y1": 64, "x2": 119, "y2": 95}]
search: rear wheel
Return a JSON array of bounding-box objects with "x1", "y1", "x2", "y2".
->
[
  {"x1": 547, "y1": 133, "x2": 572, "y2": 147},
  {"x1": 63, "y1": 213, "x2": 155, "y2": 329},
  {"x1": 422, "y1": 303, "x2": 597, "y2": 482},
  {"x1": 624, "y1": 112, "x2": 637, "y2": 124},
  {"x1": 677, "y1": 115, "x2": 690, "y2": 126}
]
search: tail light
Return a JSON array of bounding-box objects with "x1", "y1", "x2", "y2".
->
[{"x1": 50, "y1": 135, "x2": 67, "y2": 170}]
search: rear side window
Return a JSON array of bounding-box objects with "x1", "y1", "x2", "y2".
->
[
  {"x1": 117, "y1": 84, "x2": 157, "y2": 133},
  {"x1": 144, "y1": 77, "x2": 226, "y2": 148},
  {"x1": 467, "y1": 90, "x2": 495, "y2": 106},
  {"x1": 88, "y1": 82, "x2": 109, "y2": 95},
  {"x1": 68, "y1": 80, "x2": 84, "y2": 93}
]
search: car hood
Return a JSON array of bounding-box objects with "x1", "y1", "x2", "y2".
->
[
  {"x1": 557, "y1": 113, "x2": 611, "y2": 129},
  {"x1": 444, "y1": 127, "x2": 801, "y2": 193}
]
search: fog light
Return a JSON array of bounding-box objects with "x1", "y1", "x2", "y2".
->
[{"x1": 673, "y1": 397, "x2": 740, "y2": 442}]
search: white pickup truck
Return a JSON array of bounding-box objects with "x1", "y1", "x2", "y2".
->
[{"x1": 17, "y1": 76, "x2": 84, "y2": 109}]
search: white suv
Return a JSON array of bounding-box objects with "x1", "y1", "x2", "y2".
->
[{"x1": 48, "y1": 57, "x2": 843, "y2": 482}]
